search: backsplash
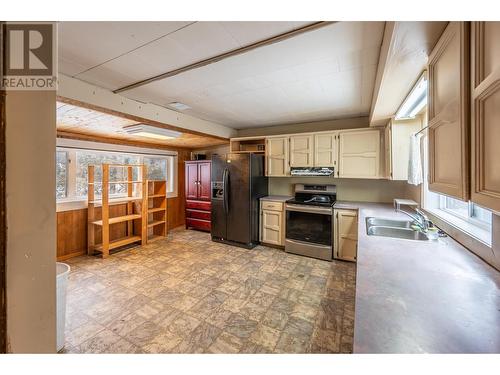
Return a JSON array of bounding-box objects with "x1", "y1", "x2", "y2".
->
[{"x1": 269, "y1": 177, "x2": 409, "y2": 203}]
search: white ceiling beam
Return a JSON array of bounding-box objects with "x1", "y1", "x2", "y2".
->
[
  {"x1": 57, "y1": 73, "x2": 236, "y2": 139},
  {"x1": 369, "y1": 21, "x2": 396, "y2": 127},
  {"x1": 369, "y1": 21, "x2": 448, "y2": 127}
]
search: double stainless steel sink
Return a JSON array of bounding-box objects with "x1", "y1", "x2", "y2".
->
[{"x1": 366, "y1": 217, "x2": 429, "y2": 241}]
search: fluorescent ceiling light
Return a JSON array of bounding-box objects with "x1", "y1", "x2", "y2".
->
[
  {"x1": 124, "y1": 124, "x2": 182, "y2": 140},
  {"x1": 395, "y1": 74, "x2": 428, "y2": 120},
  {"x1": 168, "y1": 102, "x2": 191, "y2": 111}
]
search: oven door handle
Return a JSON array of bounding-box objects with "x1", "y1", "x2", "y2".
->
[
  {"x1": 285, "y1": 204, "x2": 332, "y2": 215},
  {"x1": 285, "y1": 238, "x2": 332, "y2": 250}
]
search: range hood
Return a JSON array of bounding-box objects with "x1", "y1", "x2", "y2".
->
[{"x1": 290, "y1": 167, "x2": 335, "y2": 177}]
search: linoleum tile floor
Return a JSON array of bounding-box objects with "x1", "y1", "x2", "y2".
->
[{"x1": 61, "y1": 228, "x2": 356, "y2": 354}]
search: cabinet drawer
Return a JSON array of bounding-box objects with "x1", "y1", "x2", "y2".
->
[
  {"x1": 187, "y1": 209, "x2": 211, "y2": 220},
  {"x1": 261, "y1": 201, "x2": 283, "y2": 211},
  {"x1": 186, "y1": 200, "x2": 211, "y2": 211},
  {"x1": 186, "y1": 218, "x2": 211, "y2": 232}
]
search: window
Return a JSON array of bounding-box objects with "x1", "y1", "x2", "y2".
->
[
  {"x1": 144, "y1": 157, "x2": 167, "y2": 181},
  {"x1": 422, "y1": 132, "x2": 492, "y2": 244},
  {"x1": 75, "y1": 150, "x2": 140, "y2": 198},
  {"x1": 56, "y1": 151, "x2": 68, "y2": 199},
  {"x1": 56, "y1": 146, "x2": 177, "y2": 203},
  {"x1": 440, "y1": 195, "x2": 492, "y2": 230}
]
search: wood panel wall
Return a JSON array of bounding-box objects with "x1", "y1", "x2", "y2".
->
[{"x1": 56, "y1": 148, "x2": 193, "y2": 260}]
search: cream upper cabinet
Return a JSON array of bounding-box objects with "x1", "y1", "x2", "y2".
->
[
  {"x1": 289, "y1": 134, "x2": 314, "y2": 167},
  {"x1": 338, "y1": 129, "x2": 381, "y2": 178},
  {"x1": 386, "y1": 118, "x2": 423, "y2": 180},
  {"x1": 384, "y1": 123, "x2": 392, "y2": 179},
  {"x1": 334, "y1": 209, "x2": 358, "y2": 262},
  {"x1": 471, "y1": 22, "x2": 500, "y2": 212},
  {"x1": 428, "y1": 22, "x2": 470, "y2": 201},
  {"x1": 266, "y1": 137, "x2": 289, "y2": 176},
  {"x1": 314, "y1": 132, "x2": 337, "y2": 167}
]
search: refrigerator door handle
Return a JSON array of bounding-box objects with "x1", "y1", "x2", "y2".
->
[{"x1": 223, "y1": 168, "x2": 229, "y2": 214}]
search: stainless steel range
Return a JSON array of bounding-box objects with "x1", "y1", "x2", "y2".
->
[{"x1": 285, "y1": 184, "x2": 336, "y2": 261}]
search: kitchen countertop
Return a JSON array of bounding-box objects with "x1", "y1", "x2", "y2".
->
[
  {"x1": 260, "y1": 195, "x2": 293, "y2": 202},
  {"x1": 333, "y1": 201, "x2": 500, "y2": 353}
]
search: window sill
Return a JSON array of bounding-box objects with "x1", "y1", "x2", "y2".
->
[
  {"x1": 424, "y1": 208, "x2": 492, "y2": 247},
  {"x1": 57, "y1": 193, "x2": 177, "y2": 212},
  {"x1": 57, "y1": 199, "x2": 88, "y2": 212}
]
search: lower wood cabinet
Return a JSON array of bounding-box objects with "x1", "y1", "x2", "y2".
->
[
  {"x1": 334, "y1": 208, "x2": 358, "y2": 262},
  {"x1": 260, "y1": 200, "x2": 285, "y2": 246},
  {"x1": 185, "y1": 200, "x2": 211, "y2": 232}
]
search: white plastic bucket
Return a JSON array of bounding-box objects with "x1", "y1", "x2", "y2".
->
[{"x1": 56, "y1": 262, "x2": 71, "y2": 352}]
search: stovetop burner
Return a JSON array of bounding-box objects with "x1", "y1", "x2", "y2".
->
[
  {"x1": 286, "y1": 197, "x2": 335, "y2": 207},
  {"x1": 287, "y1": 183, "x2": 337, "y2": 207}
]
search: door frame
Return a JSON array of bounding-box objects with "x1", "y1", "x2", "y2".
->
[{"x1": 0, "y1": 22, "x2": 7, "y2": 353}]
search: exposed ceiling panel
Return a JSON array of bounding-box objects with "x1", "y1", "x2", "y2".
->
[
  {"x1": 58, "y1": 21, "x2": 194, "y2": 77},
  {"x1": 218, "y1": 21, "x2": 310, "y2": 46},
  {"x1": 121, "y1": 22, "x2": 385, "y2": 128},
  {"x1": 58, "y1": 21, "x2": 385, "y2": 129},
  {"x1": 61, "y1": 21, "x2": 312, "y2": 90},
  {"x1": 56, "y1": 101, "x2": 227, "y2": 149}
]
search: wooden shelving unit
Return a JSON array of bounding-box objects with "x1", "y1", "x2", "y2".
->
[
  {"x1": 229, "y1": 136, "x2": 266, "y2": 154},
  {"x1": 87, "y1": 164, "x2": 147, "y2": 258},
  {"x1": 146, "y1": 180, "x2": 168, "y2": 241}
]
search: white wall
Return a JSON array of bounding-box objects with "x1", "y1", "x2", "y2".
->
[{"x1": 6, "y1": 90, "x2": 56, "y2": 353}]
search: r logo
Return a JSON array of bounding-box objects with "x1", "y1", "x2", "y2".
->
[{"x1": 4, "y1": 23, "x2": 53, "y2": 76}]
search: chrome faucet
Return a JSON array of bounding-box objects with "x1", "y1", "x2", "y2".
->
[{"x1": 396, "y1": 207, "x2": 430, "y2": 232}]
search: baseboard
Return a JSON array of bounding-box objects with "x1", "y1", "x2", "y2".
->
[{"x1": 57, "y1": 251, "x2": 86, "y2": 261}]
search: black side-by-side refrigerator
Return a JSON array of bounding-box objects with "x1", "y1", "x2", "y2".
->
[{"x1": 211, "y1": 153, "x2": 268, "y2": 249}]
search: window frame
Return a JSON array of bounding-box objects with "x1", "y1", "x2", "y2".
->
[
  {"x1": 56, "y1": 150, "x2": 69, "y2": 199},
  {"x1": 421, "y1": 131, "x2": 492, "y2": 245},
  {"x1": 438, "y1": 195, "x2": 492, "y2": 231},
  {"x1": 56, "y1": 145, "x2": 178, "y2": 205},
  {"x1": 72, "y1": 148, "x2": 143, "y2": 200}
]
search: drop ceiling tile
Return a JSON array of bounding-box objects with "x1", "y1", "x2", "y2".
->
[
  {"x1": 76, "y1": 36, "x2": 194, "y2": 90},
  {"x1": 218, "y1": 21, "x2": 312, "y2": 46},
  {"x1": 76, "y1": 63, "x2": 146, "y2": 91},
  {"x1": 76, "y1": 22, "x2": 245, "y2": 91},
  {"x1": 58, "y1": 21, "x2": 192, "y2": 76},
  {"x1": 63, "y1": 21, "x2": 385, "y2": 128},
  {"x1": 168, "y1": 22, "x2": 240, "y2": 60}
]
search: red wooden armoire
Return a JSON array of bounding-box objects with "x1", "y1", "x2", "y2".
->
[{"x1": 184, "y1": 160, "x2": 211, "y2": 231}]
